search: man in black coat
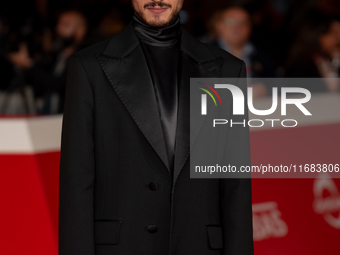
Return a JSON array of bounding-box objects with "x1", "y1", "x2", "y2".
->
[{"x1": 58, "y1": 0, "x2": 254, "y2": 254}]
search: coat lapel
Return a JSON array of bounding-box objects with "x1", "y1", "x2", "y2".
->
[
  {"x1": 97, "y1": 21, "x2": 170, "y2": 171},
  {"x1": 96, "y1": 21, "x2": 223, "y2": 179},
  {"x1": 173, "y1": 28, "x2": 223, "y2": 182}
]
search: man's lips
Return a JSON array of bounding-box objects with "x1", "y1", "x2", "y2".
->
[{"x1": 146, "y1": 7, "x2": 169, "y2": 14}]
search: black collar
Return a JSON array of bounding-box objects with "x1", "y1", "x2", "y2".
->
[
  {"x1": 132, "y1": 12, "x2": 181, "y2": 47},
  {"x1": 101, "y1": 20, "x2": 215, "y2": 63}
]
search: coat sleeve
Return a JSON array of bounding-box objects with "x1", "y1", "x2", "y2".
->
[
  {"x1": 59, "y1": 54, "x2": 95, "y2": 255},
  {"x1": 219, "y1": 60, "x2": 254, "y2": 255}
]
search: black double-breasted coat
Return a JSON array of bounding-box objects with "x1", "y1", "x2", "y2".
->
[{"x1": 58, "y1": 20, "x2": 253, "y2": 255}]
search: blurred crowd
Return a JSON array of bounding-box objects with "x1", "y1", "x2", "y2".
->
[{"x1": 0, "y1": 0, "x2": 340, "y2": 114}]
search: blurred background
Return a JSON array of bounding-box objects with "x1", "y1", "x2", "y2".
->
[
  {"x1": 0, "y1": 0, "x2": 339, "y2": 254},
  {"x1": 0, "y1": 0, "x2": 340, "y2": 113}
]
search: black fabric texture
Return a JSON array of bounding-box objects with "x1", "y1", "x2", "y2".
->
[{"x1": 132, "y1": 12, "x2": 181, "y2": 172}]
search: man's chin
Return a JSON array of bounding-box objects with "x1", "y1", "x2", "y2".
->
[
  {"x1": 143, "y1": 11, "x2": 173, "y2": 27},
  {"x1": 143, "y1": 16, "x2": 171, "y2": 28},
  {"x1": 147, "y1": 20, "x2": 170, "y2": 28}
]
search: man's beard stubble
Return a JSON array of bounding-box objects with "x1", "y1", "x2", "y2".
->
[{"x1": 132, "y1": 0, "x2": 183, "y2": 28}]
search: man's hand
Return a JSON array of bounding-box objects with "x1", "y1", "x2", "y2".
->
[{"x1": 8, "y1": 43, "x2": 33, "y2": 69}]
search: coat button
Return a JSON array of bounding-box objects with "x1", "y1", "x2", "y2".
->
[
  {"x1": 147, "y1": 225, "x2": 157, "y2": 233},
  {"x1": 149, "y1": 182, "x2": 159, "y2": 191}
]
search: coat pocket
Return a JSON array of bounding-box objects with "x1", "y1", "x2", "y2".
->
[
  {"x1": 206, "y1": 225, "x2": 223, "y2": 250},
  {"x1": 94, "y1": 219, "x2": 121, "y2": 245}
]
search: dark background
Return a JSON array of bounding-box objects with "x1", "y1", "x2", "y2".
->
[{"x1": 0, "y1": 0, "x2": 340, "y2": 114}]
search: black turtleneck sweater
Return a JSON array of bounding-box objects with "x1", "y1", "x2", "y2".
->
[{"x1": 132, "y1": 12, "x2": 181, "y2": 173}]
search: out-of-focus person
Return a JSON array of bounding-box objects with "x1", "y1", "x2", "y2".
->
[
  {"x1": 7, "y1": 9, "x2": 88, "y2": 114},
  {"x1": 285, "y1": 14, "x2": 340, "y2": 93},
  {"x1": 209, "y1": 6, "x2": 277, "y2": 99},
  {"x1": 0, "y1": 15, "x2": 15, "y2": 92}
]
